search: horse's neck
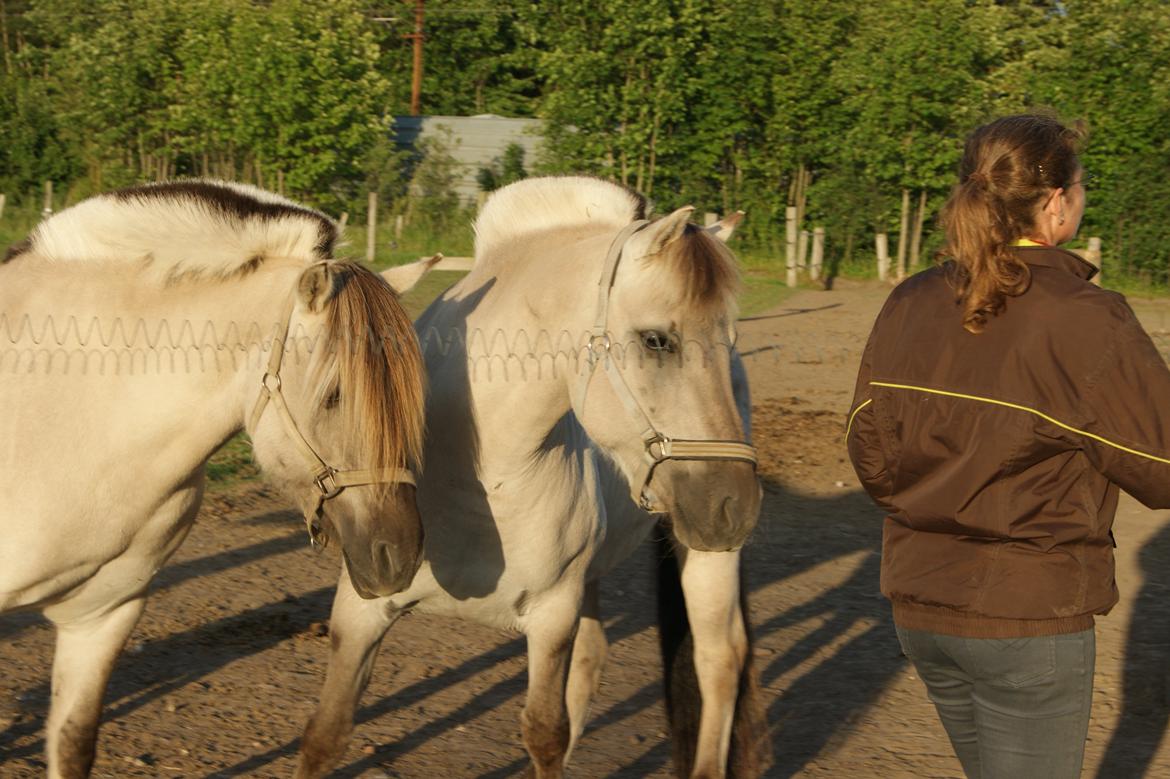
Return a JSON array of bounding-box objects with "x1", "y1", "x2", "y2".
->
[
  {"x1": 421, "y1": 234, "x2": 604, "y2": 479},
  {"x1": 1, "y1": 262, "x2": 300, "y2": 461}
]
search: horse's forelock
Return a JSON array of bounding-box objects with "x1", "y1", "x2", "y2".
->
[
  {"x1": 319, "y1": 263, "x2": 426, "y2": 491},
  {"x1": 650, "y1": 224, "x2": 740, "y2": 318}
]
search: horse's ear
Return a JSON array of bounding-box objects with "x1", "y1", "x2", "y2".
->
[
  {"x1": 381, "y1": 253, "x2": 443, "y2": 294},
  {"x1": 297, "y1": 261, "x2": 346, "y2": 313},
  {"x1": 642, "y1": 206, "x2": 695, "y2": 255},
  {"x1": 706, "y1": 210, "x2": 745, "y2": 243}
]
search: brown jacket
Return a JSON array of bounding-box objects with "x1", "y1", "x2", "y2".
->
[{"x1": 847, "y1": 246, "x2": 1170, "y2": 637}]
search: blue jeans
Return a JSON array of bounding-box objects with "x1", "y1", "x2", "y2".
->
[{"x1": 895, "y1": 626, "x2": 1095, "y2": 778}]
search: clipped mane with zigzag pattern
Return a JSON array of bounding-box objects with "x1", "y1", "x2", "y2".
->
[
  {"x1": 10, "y1": 180, "x2": 337, "y2": 282},
  {"x1": 472, "y1": 176, "x2": 648, "y2": 265}
]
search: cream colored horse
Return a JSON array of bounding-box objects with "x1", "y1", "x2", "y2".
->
[
  {"x1": 0, "y1": 181, "x2": 426, "y2": 778},
  {"x1": 298, "y1": 176, "x2": 764, "y2": 778}
]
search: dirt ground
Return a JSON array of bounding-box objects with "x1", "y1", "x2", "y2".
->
[{"x1": 4, "y1": 278, "x2": 1170, "y2": 778}]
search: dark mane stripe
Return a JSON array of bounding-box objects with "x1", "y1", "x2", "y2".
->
[{"x1": 112, "y1": 181, "x2": 337, "y2": 259}]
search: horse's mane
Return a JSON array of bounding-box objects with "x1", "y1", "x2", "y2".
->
[
  {"x1": 473, "y1": 176, "x2": 649, "y2": 264},
  {"x1": 13, "y1": 180, "x2": 336, "y2": 281}
]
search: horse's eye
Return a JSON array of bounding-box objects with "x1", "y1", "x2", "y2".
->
[
  {"x1": 324, "y1": 387, "x2": 341, "y2": 409},
  {"x1": 640, "y1": 330, "x2": 675, "y2": 353}
]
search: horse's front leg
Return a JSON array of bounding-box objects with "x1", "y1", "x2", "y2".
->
[
  {"x1": 45, "y1": 596, "x2": 146, "y2": 779},
  {"x1": 676, "y1": 546, "x2": 748, "y2": 779},
  {"x1": 296, "y1": 568, "x2": 399, "y2": 779},
  {"x1": 521, "y1": 585, "x2": 583, "y2": 778}
]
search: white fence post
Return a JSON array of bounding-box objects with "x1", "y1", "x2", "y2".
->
[
  {"x1": 785, "y1": 206, "x2": 798, "y2": 287},
  {"x1": 876, "y1": 232, "x2": 890, "y2": 282},
  {"x1": 1087, "y1": 236, "x2": 1102, "y2": 287},
  {"x1": 810, "y1": 227, "x2": 824, "y2": 282}
]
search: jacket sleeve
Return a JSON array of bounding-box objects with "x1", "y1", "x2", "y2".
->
[
  {"x1": 846, "y1": 334, "x2": 896, "y2": 512},
  {"x1": 1078, "y1": 299, "x2": 1170, "y2": 508}
]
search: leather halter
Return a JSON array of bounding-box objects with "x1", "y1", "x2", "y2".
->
[
  {"x1": 575, "y1": 221, "x2": 758, "y2": 512},
  {"x1": 248, "y1": 292, "x2": 415, "y2": 547}
]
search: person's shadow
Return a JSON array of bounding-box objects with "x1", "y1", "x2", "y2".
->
[{"x1": 1096, "y1": 516, "x2": 1170, "y2": 778}]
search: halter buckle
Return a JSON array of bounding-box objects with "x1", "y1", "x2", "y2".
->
[
  {"x1": 314, "y1": 468, "x2": 344, "y2": 500},
  {"x1": 261, "y1": 372, "x2": 282, "y2": 393},
  {"x1": 646, "y1": 435, "x2": 672, "y2": 462}
]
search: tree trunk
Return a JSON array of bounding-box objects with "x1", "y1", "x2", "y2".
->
[
  {"x1": 896, "y1": 188, "x2": 910, "y2": 280},
  {"x1": 909, "y1": 189, "x2": 927, "y2": 271},
  {"x1": 0, "y1": 0, "x2": 12, "y2": 75},
  {"x1": 645, "y1": 113, "x2": 659, "y2": 196}
]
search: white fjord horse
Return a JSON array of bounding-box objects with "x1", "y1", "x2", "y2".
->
[
  {"x1": 299, "y1": 177, "x2": 767, "y2": 778},
  {"x1": 0, "y1": 181, "x2": 426, "y2": 778}
]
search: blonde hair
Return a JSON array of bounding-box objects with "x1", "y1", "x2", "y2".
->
[{"x1": 939, "y1": 114, "x2": 1086, "y2": 333}]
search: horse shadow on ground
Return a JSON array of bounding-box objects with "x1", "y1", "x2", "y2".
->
[
  {"x1": 0, "y1": 479, "x2": 900, "y2": 778},
  {"x1": 1096, "y1": 518, "x2": 1170, "y2": 779}
]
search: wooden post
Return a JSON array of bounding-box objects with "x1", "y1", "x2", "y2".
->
[
  {"x1": 785, "y1": 206, "x2": 798, "y2": 287},
  {"x1": 337, "y1": 212, "x2": 349, "y2": 231},
  {"x1": 1086, "y1": 236, "x2": 1102, "y2": 287},
  {"x1": 896, "y1": 188, "x2": 910, "y2": 280},
  {"x1": 810, "y1": 227, "x2": 825, "y2": 282},
  {"x1": 395, "y1": 214, "x2": 404, "y2": 241},
  {"x1": 476, "y1": 190, "x2": 487, "y2": 212},
  {"x1": 0, "y1": 193, "x2": 6, "y2": 220},
  {"x1": 408, "y1": 0, "x2": 425, "y2": 116},
  {"x1": 797, "y1": 229, "x2": 810, "y2": 270},
  {"x1": 42, "y1": 180, "x2": 53, "y2": 218},
  {"x1": 704, "y1": 211, "x2": 718, "y2": 227},
  {"x1": 876, "y1": 232, "x2": 890, "y2": 282},
  {"x1": 366, "y1": 192, "x2": 377, "y2": 263}
]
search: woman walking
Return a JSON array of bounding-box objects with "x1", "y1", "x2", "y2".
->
[{"x1": 847, "y1": 114, "x2": 1170, "y2": 777}]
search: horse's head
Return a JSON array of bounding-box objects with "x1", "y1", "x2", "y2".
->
[
  {"x1": 575, "y1": 208, "x2": 761, "y2": 551},
  {"x1": 249, "y1": 260, "x2": 426, "y2": 597}
]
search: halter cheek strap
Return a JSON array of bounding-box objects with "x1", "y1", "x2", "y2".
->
[
  {"x1": 576, "y1": 221, "x2": 757, "y2": 513},
  {"x1": 249, "y1": 293, "x2": 415, "y2": 547}
]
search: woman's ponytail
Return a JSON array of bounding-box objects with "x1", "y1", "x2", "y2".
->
[{"x1": 938, "y1": 114, "x2": 1085, "y2": 334}]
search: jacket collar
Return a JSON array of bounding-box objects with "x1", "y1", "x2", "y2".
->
[{"x1": 1013, "y1": 245, "x2": 1098, "y2": 282}]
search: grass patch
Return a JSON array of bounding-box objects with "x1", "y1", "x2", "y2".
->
[{"x1": 206, "y1": 433, "x2": 261, "y2": 491}]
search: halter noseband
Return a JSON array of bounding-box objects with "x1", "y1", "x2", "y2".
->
[
  {"x1": 248, "y1": 292, "x2": 415, "y2": 548},
  {"x1": 576, "y1": 221, "x2": 758, "y2": 513}
]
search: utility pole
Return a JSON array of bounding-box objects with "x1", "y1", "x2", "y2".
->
[{"x1": 406, "y1": 0, "x2": 425, "y2": 116}]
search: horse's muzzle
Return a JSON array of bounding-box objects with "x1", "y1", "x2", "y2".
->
[{"x1": 661, "y1": 460, "x2": 761, "y2": 552}]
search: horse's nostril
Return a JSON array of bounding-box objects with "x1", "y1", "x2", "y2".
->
[{"x1": 373, "y1": 541, "x2": 396, "y2": 573}]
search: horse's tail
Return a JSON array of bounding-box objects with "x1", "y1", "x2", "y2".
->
[{"x1": 656, "y1": 523, "x2": 770, "y2": 778}]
